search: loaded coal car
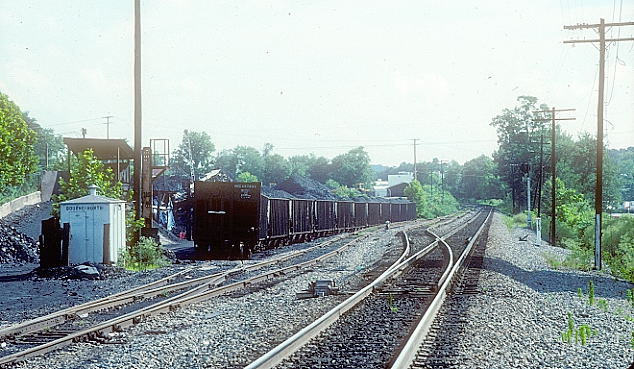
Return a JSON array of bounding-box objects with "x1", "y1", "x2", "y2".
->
[
  {"x1": 193, "y1": 180, "x2": 417, "y2": 259},
  {"x1": 193, "y1": 181, "x2": 261, "y2": 258}
]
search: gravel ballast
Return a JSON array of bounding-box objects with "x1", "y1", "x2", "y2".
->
[
  {"x1": 420, "y1": 212, "x2": 634, "y2": 368},
  {"x1": 6, "y1": 223, "x2": 419, "y2": 369}
]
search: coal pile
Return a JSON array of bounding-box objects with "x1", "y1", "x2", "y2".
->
[
  {"x1": 0, "y1": 222, "x2": 39, "y2": 263},
  {"x1": 275, "y1": 175, "x2": 338, "y2": 200}
]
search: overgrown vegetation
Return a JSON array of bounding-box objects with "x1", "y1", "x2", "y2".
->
[
  {"x1": 52, "y1": 149, "x2": 126, "y2": 215},
  {"x1": 0, "y1": 92, "x2": 38, "y2": 198},
  {"x1": 404, "y1": 179, "x2": 458, "y2": 219},
  {"x1": 120, "y1": 237, "x2": 169, "y2": 271}
]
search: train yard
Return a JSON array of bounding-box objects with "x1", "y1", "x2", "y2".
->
[{"x1": 1, "y1": 207, "x2": 633, "y2": 368}]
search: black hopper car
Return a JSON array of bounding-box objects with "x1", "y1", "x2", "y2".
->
[{"x1": 192, "y1": 181, "x2": 417, "y2": 259}]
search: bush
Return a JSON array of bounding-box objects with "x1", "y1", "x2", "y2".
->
[
  {"x1": 0, "y1": 92, "x2": 38, "y2": 194},
  {"x1": 120, "y1": 237, "x2": 169, "y2": 271}
]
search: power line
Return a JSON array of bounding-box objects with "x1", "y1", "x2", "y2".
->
[
  {"x1": 45, "y1": 117, "x2": 103, "y2": 127},
  {"x1": 564, "y1": 18, "x2": 634, "y2": 271}
]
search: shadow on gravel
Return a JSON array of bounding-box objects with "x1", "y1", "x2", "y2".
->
[
  {"x1": 0, "y1": 272, "x2": 35, "y2": 282},
  {"x1": 485, "y1": 256, "x2": 633, "y2": 298}
]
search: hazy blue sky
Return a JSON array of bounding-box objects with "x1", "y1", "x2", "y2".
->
[{"x1": 1, "y1": 0, "x2": 632, "y2": 165}]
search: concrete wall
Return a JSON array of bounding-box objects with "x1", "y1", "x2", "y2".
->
[{"x1": 0, "y1": 191, "x2": 42, "y2": 219}]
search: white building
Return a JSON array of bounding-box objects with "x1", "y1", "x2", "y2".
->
[
  {"x1": 60, "y1": 185, "x2": 126, "y2": 265},
  {"x1": 374, "y1": 172, "x2": 414, "y2": 198}
]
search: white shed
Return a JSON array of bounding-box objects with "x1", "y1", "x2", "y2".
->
[{"x1": 60, "y1": 186, "x2": 126, "y2": 265}]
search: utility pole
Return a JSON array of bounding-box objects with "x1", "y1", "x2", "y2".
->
[
  {"x1": 535, "y1": 130, "x2": 545, "y2": 245},
  {"x1": 534, "y1": 108, "x2": 575, "y2": 247},
  {"x1": 564, "y1": 19, "x2": 634, "y2": 269},
  {"x1": 134, "y1": 0, "x2": 143, "y2": 221},
  {"x1": 440, "y1": 160, "x2": 445, "y2": 204},
  {"x1": 103, "y1": 115, "x2": 113, "y2": 139},
  {"x1": 411, "y1": 139, "x2": 418, "y2": 181}
]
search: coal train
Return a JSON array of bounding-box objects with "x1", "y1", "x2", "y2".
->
[{"x1": 192, "y1": 181, "x2": 417, "y2": 259}]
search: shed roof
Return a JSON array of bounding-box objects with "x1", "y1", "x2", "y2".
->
[
  {"x1": 64, "y1": 138, "x2": 135, "y2": 160},
  {"x1": 60, "y1": 194, "x2": 126, "y2": 204}
]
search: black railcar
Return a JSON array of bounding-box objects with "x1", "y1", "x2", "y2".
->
[
  {"x1": 193, "y1": 181, "x2": 417, "y2": 259},
  {"x1": 193, "y1": 182, "x2": 261, "y2": 258}
]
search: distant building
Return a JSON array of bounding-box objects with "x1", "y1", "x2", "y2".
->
[
  {"x1": 374, "y1": 171, "x2": 414, "y2": 198},
  {"x1": 388, "y1": 172, "x2": 414, "y2": 188},
  {"x1": 373, "y1": 180, "x2": 389, "y2": 197}
]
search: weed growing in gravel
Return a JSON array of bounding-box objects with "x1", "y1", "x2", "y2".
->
[
  {"x1": 561, "y1": 312, "x2": 598, "y2": 345},
  {"x1": 587, "y1": 280, "x2": 595, "y2": 305},
  {"x1": 543, "y1": 253, "x2": 564, "y2": 269},
  {"x1": 577, "y1": 287, "x2": 583, "y2": 299},
  {"x1": 387, "y1": 294, "x2": 398, "y2": 313},
  {"x1": 597, "y1": 299, "x2": 608, "y2": 311},
  {"x1": 626, "y1": 289, "x2": 634, "y2": 309},
  {"x1": 631, "y1": 331, "x2": 634, "y2": 349}
]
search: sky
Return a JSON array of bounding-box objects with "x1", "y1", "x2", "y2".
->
[{"x1": 1, "y1": 0, "x2": 632, "y2": 166}]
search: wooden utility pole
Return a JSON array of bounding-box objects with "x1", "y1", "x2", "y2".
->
[
  {"x1": 564, "y1": 19, "x2": 634, "y2": 270},
  {"x1": 103, "y1": 115, "x2": 113, "y2": 139},
  {"x1": 411, "y1": 139, "x2": 418, "y2": 181},
  {"x1": 134, "y1": 0, "x2": 143, "y2": 220},
  {"x1": 534, "y1": 108, "x2": 575, "y2": 247}
]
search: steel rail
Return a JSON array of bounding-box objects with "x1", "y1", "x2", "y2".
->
[
  {"x1": 0, "y1": 266, "x2": 198, "y2": 340},
  {"x1": 0, "y1": 232, "x2": 357, "y2": 342},
  {"x1": 244, "y1": 212, "x2": 479, "y2": 369},
  {"x1": 390, "y1": 209, "x2": 492, "y2": 369},
  {"x1": 0, "y1": 220, "x2": 423, "y2": 366}
]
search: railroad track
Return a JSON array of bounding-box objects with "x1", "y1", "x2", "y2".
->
[
  {"x1": 0, "y1": 218, "x2": 429, "y2": 367},
  {"x1": 392, "y1": 211, "x2": 492, "y2": 369},
  {"x1": 245, "y1": 209, "x2": 490, "y2": 369}
]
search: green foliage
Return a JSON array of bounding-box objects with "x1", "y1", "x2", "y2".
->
[
  {"x1": 0, "y1": 173, "x2": 40, "y2": 205},
  {"x1": 170, "y1": 130, "x2": 215, "y2": 179},
  {"x1": 120, "y1": 237, "x2": 169, "y2": 271},
  {"x1": 626, "y1": 289, "x2": 634, "y2": 309},
  {"x1": 52, "y1": 149, "x2": 125, "y2": 216},
  {"x1": 262, "y1": 151, "x2": 290, "y2": 186},
  {"x1": 325, "y1": 179, "x2": 363, "y2": 199},
  {"x1": 330, "y1": 147, "x2": 373, "y2": 188},
  {"x1": 561, "y1": 312, "x2": 598, "y2": 345},
  {"x1": 404, "y1": 180, "x2": 458, "y2": 219},
  {"x1": 587, "y1": 280, "x2": 595, "y2": 305},
  {"x1": 560, "y1": 239, "x2": 594, "y2": 271},
  {"x1": 460, "y1": 155, "x2": 505, "y2": 200},
  {"x1": 387, "y1": 293, "x2": 398, "y2": 313},
  {"x1": 608, "y1": 147, "x2": 634, "y2": 201},
  {"x1": 237, "y1": 171, "x2": 259, "y2": 182},
  {"x1": 0, "y1": 92, "x2": 38, "y2": 194},
  {"x1": 597, "y1": 298, "x2": 608, "y2": 311},
  {"x1": 22, "y1": 111, "x2": 65, "y2": 169},
  {"x1": 490, "y1": 96, "x2": 549, "y2": 213}
]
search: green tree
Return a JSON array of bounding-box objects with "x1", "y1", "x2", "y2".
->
[
  {"x1": 461, "y1": 155, "x2": 505, "y2": 200},
  {"x1": 52, "y1": 149, "x2": 126, "y2": 215},
  {"x1": 236, "y1": 171, "x2": 259, "y2": 182},
  {"x1": 308, "y1": 156, "x2": 331, "y2": 183},
  {"x1": 262, "y1": 153, "x2": 290, "y2": 186},
  {"x1": 22, "y1": 111, "x2": 65, "y2": 170},
  {"x1": 490, "y1": 96, "x2": 550, "y2": 213},
  {"x1": 330, "y1": 147, "x2": 373, "y2": 188},
  {"x1": 170, "y1": 130, "x2": 215, "y2": 179},
  {"x1": 0, "y1": 92, "x2": 38, "y2": 193},
  {"x1": 234, "y1": 146, "x2": 264, "y2": 179},
  {"x1": 404, "y1": 179, "x2": 458, "y2": 219}
]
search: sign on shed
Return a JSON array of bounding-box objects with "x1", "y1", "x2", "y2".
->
[{"x1": 60, "y1": 185, "x2": 126, "y2": 265}]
